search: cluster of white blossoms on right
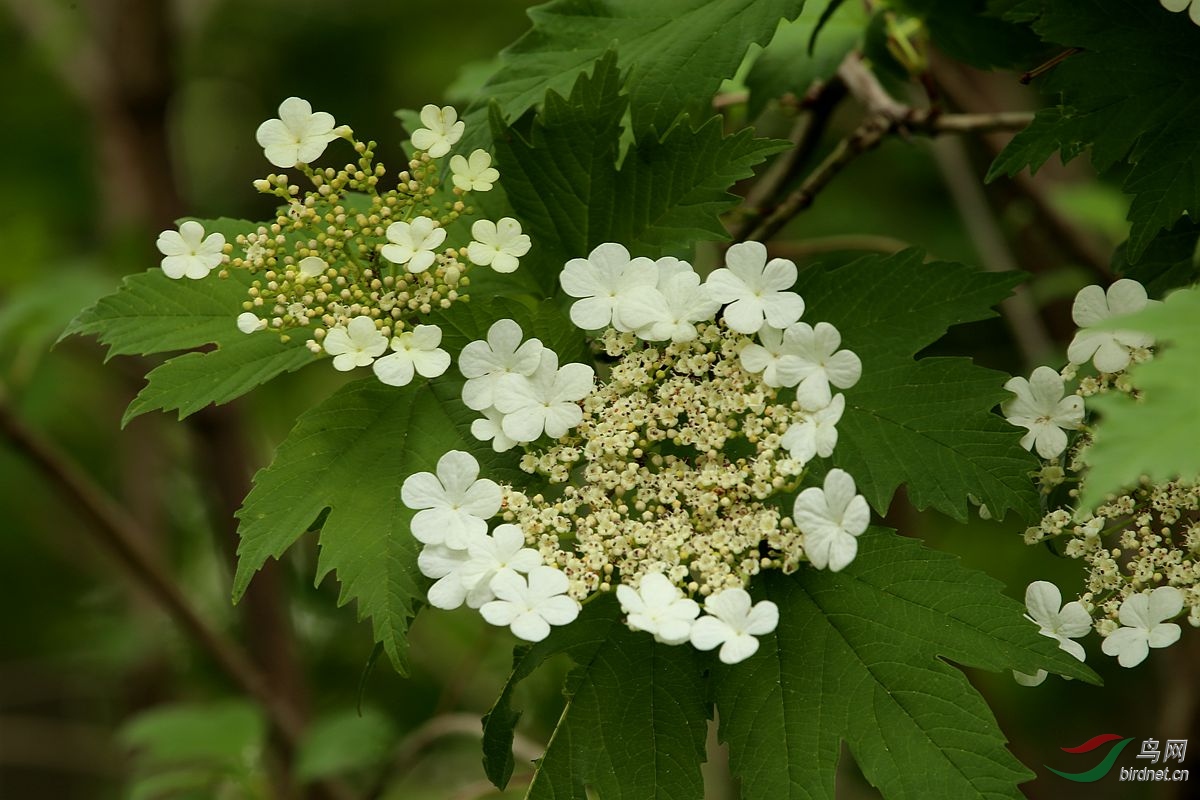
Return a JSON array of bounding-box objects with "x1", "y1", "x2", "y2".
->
[
  {"x1": 154, "y1": 98, "x2": 531, "y2": 389},
  {"x1": 1159, "y1": 0, "x2": 1200, "y2": 27},
  {"x1": 1003, "y1": 278, "x2": 1196, "y2": 679}
]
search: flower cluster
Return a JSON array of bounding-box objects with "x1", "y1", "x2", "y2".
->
[
  {"x1": 1003, "y1": 278, "x2": 1196, "y2": 676},
  {"x1": 402, "y1": 242, "x2": 868, "y2": 663},
  {"x1": 154, "y1": 97, "x2": 530, "y2": 387}
]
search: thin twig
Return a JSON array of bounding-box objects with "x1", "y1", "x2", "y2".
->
[
  {"x1": 744, "y1": 57, "x2": 1034, "y2": 243},
  {"x1": 0, "y1": 395, "x2": 302, "y2": 752}
]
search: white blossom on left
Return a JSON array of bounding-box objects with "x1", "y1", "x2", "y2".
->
[
  {"x1": 322, "y1": 316, "x2": 387, "y2": 371},
  {"x1": 466, "y1": 218, "x2": 530, "y2": 274},
  {"x1": 157, "y1": 221, "x2": 225, "y2": 280},
  {"x1": 689, "y1": 588, "x2": 779, "y2": 664},
  {"x1": 792, "y1": 468, "x2": 870, "y2": 572},
  {"x1": 616, "y1": 573, "x2": 701, "y2": 645},
  {"x1": 411, "y1": 104, "x2": 464, "y2": 158},
  {"x1": 1002, "y1": 366, "x2": 1084, "y2": 459},
  {"x1": 372, "y1": 324, "x2": 451, "y2": 387},
  {"x1": 705, "y1": 242, "x2": 804, "y2": 335},
  {"x1": 401, "y1": 450, "x2": 502, "y2": 549},
  {"x1": 480, "y1": 566, "x2": 580, "y2": 642},
  {"x1": 1012, "y1": 581, "x2": 1091, "y2": 686},
  {"x1": 255, "y1": 97, "x2": 346, "y2": 169}
]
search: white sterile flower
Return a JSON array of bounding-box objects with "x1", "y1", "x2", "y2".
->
[
  {"x1": 784, "y1": 321, "x2": 863, "y2": 410},
  {"x1": 1002, "y1": 366, "x2": 1085, "y2": 460},
  {"x1": 690, "y1": 588, "x2": 779, "y2": 664},
  {"x1": 373, "y1": 324, "x2": 451, "y2": 387},
  {"x1": 559, "y1": 243, "x2": 659, "y2": 331},
  {"x1": 1161, "y1": 0, "x2": 1200, "y2": 26},
  {"x1": 460, "y1": 524, "x2": 543, "y2": 608},
  {"x1": 417, "y1": 544, "x2": 475, "y2": 610},
  {"x1": 1101, "y1": 586, "x2": 1183, "y2": 668},
  {"x1": 480, "y1": 566, "x2": 580, "y2": 642},
  {"x1": 471, "y1": 408, "x2": 519, "y2": 452},
  {"x1": 401, "y1": 450, "x2": 502, "y2": 549},
  {"x1": 459, "y1": 319, "x2": 544, "y2": 410},
  {"x1": 466, "y1": 218, "x2": 530, "y2": 274},
  {"x1": 297, "y1": 256, "x2": 326, "y2": 281},
  {"x1": 705, "y1": 241, "x2": 804, "y2": 335},
  {"x1": 780, "y1": 394, "x2": 845, "y2": 463},
  {"x1": 255, "y1": 97, "x2": 345, "y2": 169},
  {"x1": 616, "y1": 573, "x2": 701, "y2": 645},
  {"x1": 322, "y1": 316, "x2": 387, "y2": 371},
  {"x1": 1012, "y1": 581, "x2": 1091, "y2": 687},
  {"x1": 493, "y1": 350, "x2": 595, "y2": 442},
  {"x1": 793, "y1": 468, "x2": 870, "y2": 572},
  {"x1": 739, "y1": 325, "x2": 803, "y2": 388},
  {"x1": 410, "y1": 104, "x2": 464, "y2": 158},
  {"x1": 156, "y1": 220, "x2": 225, "y2": 280},
  {"x1": 449, "y1": 149, "x2": 499, "y2": 192},
  {"x1": 381, "y1": 217, "x2": 446, "y2": 273},
  {"x1": 1067, "y1": 279, "x2": 1156, "y2": 373},
  {"x1": 627, "y1": 270, "x2": 720, "y2": 343},
  {"x1": 236, "y1": 312, "x2": 266, "y2": 334}
]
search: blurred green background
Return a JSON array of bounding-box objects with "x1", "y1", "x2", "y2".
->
[{"x1": 0, "y1": 1, "x2": 1189, "y2": 799}]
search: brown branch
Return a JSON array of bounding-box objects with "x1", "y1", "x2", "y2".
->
[
  {"x1": 744, "y1": 57, "x2": 1035, "y2": 243},
  {"x1": 0, "y1": 391, "x2": 307, "y2": 741}
]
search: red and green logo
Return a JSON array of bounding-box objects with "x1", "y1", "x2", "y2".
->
[{"x1": 1047, "y1": 734, "x2": 1136, "y2": 782}]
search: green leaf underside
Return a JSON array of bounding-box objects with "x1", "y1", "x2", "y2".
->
[
  {"x1": 1080, "y1": 286, "x2": 1200, "y2": 508},
  {"x1": 715, "y1": 531, "x2": 1097, "y2": 800},
  {"x1": 483, "y1": 598, "x2": 709, "y2": 797},
  {"x1": 466, "y1": 0, "x2": 806, "y2": 146},
  {"x1": 745, "y1": 0, "x2": 867, "y2": 119},
  {"x1": 793, "y1": 250, "x2": 1040, "y2": 520},
  {"x1": 989, "y1": 0, "x2": 1200, "y2": 259},
  {"x1": 491, "y1": 51, "x2": 789, "y2": 291},
  {"x1": 233, "y1": 377, "x2": 520, "y2": 673}
]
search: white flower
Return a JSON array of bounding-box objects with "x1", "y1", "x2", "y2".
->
[
  {"x1": 1067, "y1": 279, "x2": 1156, "y2": 373},
  {"x1": 625, "y1": 269, "x2": 720, "y2": 343},
  {"x1": 793, "y1": 468, "x2": 870, "y2": 572},
  {"x1": 471, "y1": 408, "x2": 519, "y2": 453},
  {"x1": 255, "y1": 97, "x2": 345, "y2": 168},
  {"x1": 705, "y1": 242, "x2": 804, "y2": 335},
  {"x1": 739, "y1": 325, "x2": 804, "y2": 388},
  {"x1": 417, "y1": 544, "x2": 475, "y2": 610},
  {"x1": 322, "y1": 316, "x2": 388, "y2": 371},
  {"x1": 1002, "y1": 366, "x2": 1085, "y2": 460},
  {"x1": 559, "y1": 243, "x2": 659, "y2": 331},
  {"x1": 480, "y1": 566, "x2": 580, "y2": 642},
  {"x1": 381, "y1": 218, "x2": 446, "y2": 273},
  {"x1": 466, "y1": 218, "x2": 530, "y2": 274},
  {"x1": 783, "y1": 322, "x2": 862, "y2": 410},
  {"x1": 616, "y1": 573, "x2": 701, "y2": 645},
  {"x1": 1101, "y1": 586, "x2": 1183, "y2": 668},
  {"x1": 449, "y1": 149, "x2": 499, "y2": 192},
  {"x1": 410, "y1": 104, "x2": 464, "y2": 158},
  {"x1": 297, "y1": 256, "x2": 326, "y2": 281},
  {"x1": 460, "y1": 524, "x2": 542, "y2": 608},
  {"x1": 1160, "y1": 0, "x2": 1200, "y2": 26},
  {"x1": 1012, "y1": 581, "x2": 1091, "y2": 686},
  {"x1": 459, "y1": 319, "x2": 544, "y2": 410},
  {"x1": 156, "y1": 220, "x2": 225, "y2": 280},
  {"x1": 780, "y1": 394, "x2": 845, "y2": 463},
  {"x1": 237, "y1": 312, "x2": 266, "y2": 334},
  {"x1": 401, "y1": 450, "x2": 502, "y2": 549},
  {"x1": 493, "y1": 350, "x2": 594, "y2": 442},
  {"x1": 689, "y1": 588, "x2": 779, "y2": 664},
  {"x1": 372, "y1": 324, "x2": 451, "y2": 386}
]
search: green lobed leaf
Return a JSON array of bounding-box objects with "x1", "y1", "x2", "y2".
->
[
  {"x1": 1079, "y1": 285, "x2": 1200, "y2": 509},
  {"x1": 714, "y1": 530, "x2": 1098, "y2": 800},
  {"x1": 464, "y1": 0, "x2": 806, "y2": 144},
  {"x1": 492, "y1": 51, "x2": 789, "y2": 292},
  {"x1": 988, "y1": 0, "x2": 1200, "y2": 259},
  {"x1": 793, "y1": 250, "x2": 1041, "y2": 520},
  {"x1": 483, "y1": 596, "x2": 710, "y2": 799},
  {"x1": 1112, "y1": 217, "x2": 1200, "y2": 298},
  {"x1": 233, "y1": 377, "x2": 519, "y2": 673}
]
